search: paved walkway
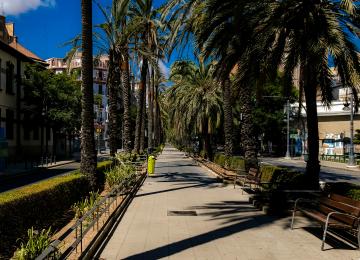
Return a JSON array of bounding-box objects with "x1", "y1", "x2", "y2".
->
[{"x1": 100, "y1": 146, "x2": 360, "y2": 260}]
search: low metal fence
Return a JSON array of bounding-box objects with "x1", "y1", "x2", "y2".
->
[{"x1": 36, "y1": 159, "x2": 147, "y2": 260}]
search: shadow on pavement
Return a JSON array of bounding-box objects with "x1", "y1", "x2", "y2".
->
[{"x1": 124, "y1": 200, "x2": 277, "y2": 260}]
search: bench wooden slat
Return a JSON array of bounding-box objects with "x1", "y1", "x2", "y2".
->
[
  {"x1": 319, "y1": 197, "x2": 360, "y2": 217},
  {"x1": 300, "y1": 208, "x2": 351, "y2": 228},
  {"x1": 330, "y1": 193, "x2": 360, "y2": 209}
]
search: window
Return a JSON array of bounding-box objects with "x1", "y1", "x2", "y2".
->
[
  {"x1": 6, "y1": 109, "x2": 14, "y2": 140},
  {"x1": 98, "y1": 84, "x2": 103, "y2": 95},
  {"x1": 6, "y1": 61, "x2": 14, "y2": 94},
  {"x1": 99, "y1": 70, "x2": 103, "y2": 80}
]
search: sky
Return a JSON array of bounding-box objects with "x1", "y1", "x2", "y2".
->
[{"x1": 2, "y1": 0, "x2": 194, "y2": 76}]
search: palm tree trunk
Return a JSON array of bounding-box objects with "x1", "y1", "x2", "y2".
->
[
  {"x1": 223, "y1": 78, "x2": 233, "y2": 158},
  {"x1": 108, "y1": 49, "x2": 120, "y2": 156},
  {"x1": 153, "y1": 83, "x2": 160, "y2": 146},
  {"x1": 202, "y1": 121, "x2": 212, "y2": 160},
  {"x1": 239, "y1": 82, "x2": 257, "y2": 162},
  {"x1": 140, "y1": 84, "x2": 146, "y2": 153},
  {"x1": 133, "y1": 58, "x2": 148, "y2": 153},
  {"x1": 147, "y1": 68, "x2": 154, "y2": 149},
  {"x1": 303, "y1": 65, "x2": 320, "y2": 187},
  {"x1": 80, "y1": 0, "x2": 97, "y2": 189},
  {"x1": 121, "y1": 53, "x2": 132, "y2": 152}
]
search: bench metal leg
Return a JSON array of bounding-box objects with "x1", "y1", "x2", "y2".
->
[
  {"x1": 291, "y1": 209, "x2": 296, "y2": 230},
  {"x1": 233, "y1": 176, "x2": 236, "y2": 189},
  {"x1": 322, "y1": 219, "x2": 330, "y2": 250}
]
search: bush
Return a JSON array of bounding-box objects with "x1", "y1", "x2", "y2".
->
[
  {"x1": 213, "y1": 153, "x2": 226, "y2": 167},
  {"x1": 13, "y1": 227, "x2": 59, "y2": 260},
  {"x1": 260, "y1": 165, "x2": 307, "y2": 189},
  {"x1": 105, "y1": 164, "x2": 137, "y2": 190},
  {"x1": 327, "y1": 182, "x2": 360, "y2": 201},
  {"x1": 115, "y1": 153, "x2": 139, "y2": 164},
  {"x1": 0, "y1": 161, "x2": 112, "y2": 259},
  {"x1": 228, "y1": 156, "x2": 246, "y2": 170}
]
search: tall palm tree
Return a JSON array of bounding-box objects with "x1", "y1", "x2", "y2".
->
[
  {"x1": 80, "y1": 0, "x2": 97, "y2": 188},
  {"x1": 223, "y1": 77, "x2": 233, "y2": 158},
  {"x1": 97, "y1": 0, "x2": 131, "y2": 156},
  {"x1": 167, "y1": 58, "x2": 222, "y2": 158},
  {"x1": 130, "y1": 0, "x2": 165, "y2": 153},
  {"x1": 255, "y1": 0, "x2": 360, "y2": 185}
]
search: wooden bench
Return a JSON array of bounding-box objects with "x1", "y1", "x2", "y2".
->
[
  {"x1": 291, "y1": 193, "x2": 360, "y2": 250},
  {"x1": 239, "y1": 167, "x2": 264, "y2": 194}
]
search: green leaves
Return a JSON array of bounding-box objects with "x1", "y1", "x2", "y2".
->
[{"x1": 24, "y1": 64, "x2": 81, "y2": 132}]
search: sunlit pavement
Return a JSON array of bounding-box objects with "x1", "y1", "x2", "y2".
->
[{"x1": 100, "y1": 146, "x2": 360, "y2": 260}]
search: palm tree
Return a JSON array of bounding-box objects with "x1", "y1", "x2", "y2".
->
[
  {"x1": 130, "y1": 0, "x2": 165, "y2": 153},
  {"x1": 80, "y1": 0, "x2": 97, "y2": 188},
  {"x1": 96, "y1": 0, "x2": 131, "y2": 156},
  {"x1": 255, "y1": 0, "x2": 360, "y2": 185},
  {"x1": 223, "y1": 77, "x2": 234, "y2": 158},
  {"x1": 167, "y1": 58, "x2": 222, "y2": 158}
]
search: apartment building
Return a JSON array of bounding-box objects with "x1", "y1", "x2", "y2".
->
[
  {"x1": 0, "y1": 15, "x2": 48, "y2": 160},
  {"x1": 46, "y1": 53, "x2": 110, "y2": 150}
]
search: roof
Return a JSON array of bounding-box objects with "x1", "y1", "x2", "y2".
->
[
  {"x1": 0, "y1": 40, "x2": 32, "y2": 62},
  {"x1": 9, "y1": 41, "x2": 44, "y2": 63}
]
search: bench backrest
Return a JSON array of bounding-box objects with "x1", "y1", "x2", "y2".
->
[
  {"x1": 248, "y1": 168, "x2": 260, "y2": 179},
  {"x1": 319, "y1": 193, "x2": 360, "y2": 227}
]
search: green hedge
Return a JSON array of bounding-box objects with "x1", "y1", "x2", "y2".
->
[
  {"x1": 328, "y1": 182, "x2": 360, "y2": 201},
  {"x1": 0, "y1": 160, "x2": 113, "y2": 259},
  {"x1": 213, "y1": 154, "x2": 246, "y2": 170},
  {"x1": 260, "y1": 165, "x2": 307, "y2": 189}
]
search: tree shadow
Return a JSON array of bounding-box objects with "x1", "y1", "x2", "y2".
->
[{"x1": 123, "y1": 200, "x2": 277, "y2": 259}]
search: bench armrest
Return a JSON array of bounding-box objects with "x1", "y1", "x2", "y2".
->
[{"x1": 326, "y1": 211, "x2": 359, "y2": 223}]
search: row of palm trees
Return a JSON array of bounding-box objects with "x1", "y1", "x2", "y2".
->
[
  {"x1": 162, "y1": 0, "x2": 360, "y2": 187},
  {"x1": 81, "y1": 0, "x2": 360, "y2": 188},
  {"x1": 80, "y1": 0, "x2": 168, "y2": 188}
]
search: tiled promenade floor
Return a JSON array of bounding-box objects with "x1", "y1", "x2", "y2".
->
[{"x1": 100, "y1": 146, "x2": 360, "y2": 260}]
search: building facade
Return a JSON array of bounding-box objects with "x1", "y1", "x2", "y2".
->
[
  {"x1": 46, "y1": 53, "x2": 110, "y2": 150},
  {"x1": 0, "y1": 15, "x2": 49, "y2": 161}
]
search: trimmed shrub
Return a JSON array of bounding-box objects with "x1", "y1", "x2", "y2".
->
[
  {"x1": 0, "y1": 161, "x2": 113, "y2": 259},
  {"x1": 328, "y1": 182, "x2": 360, "y2": 201},
  {"x1": 260, "y1": 165, "x2": 307, "y2": 189},
  {"x1": 229, "y1": 156, "x2": 246, "y2": 170},
  {"x1": 213, "y1": 153, "x2": 226, "y2": 167}
]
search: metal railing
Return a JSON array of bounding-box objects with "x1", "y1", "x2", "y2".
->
[{"x1": 36, "y1": 159, "x2": 147, "y2": 260}]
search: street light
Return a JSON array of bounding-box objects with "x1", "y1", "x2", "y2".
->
[{"x1": 343, "y1": 88, "x2": 356, "y2": 167}]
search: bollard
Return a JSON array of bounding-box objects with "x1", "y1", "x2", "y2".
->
[{"x1": 147, "y1": 155, "x2": 156, "y2": 176}]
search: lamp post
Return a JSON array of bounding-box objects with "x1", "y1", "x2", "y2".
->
[
  {"x1": 343, "y1": 88, "x2": 357, "y2": 167},
  {"x1": 348, "y1": 90, "x2": 356, "y2": 167}
]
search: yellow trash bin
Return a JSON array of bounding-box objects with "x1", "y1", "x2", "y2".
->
[{"x1": 148, "y1": 155, "x2": 156, "y2": 176}]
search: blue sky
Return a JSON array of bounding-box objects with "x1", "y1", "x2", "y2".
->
[{"x1": 3, "y1": 0, "x2": 193, "y2": 67}]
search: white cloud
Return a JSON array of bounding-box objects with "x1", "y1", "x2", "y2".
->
[{"x1": 2, "y1": 0, "x2": 55, "y2": 16}]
